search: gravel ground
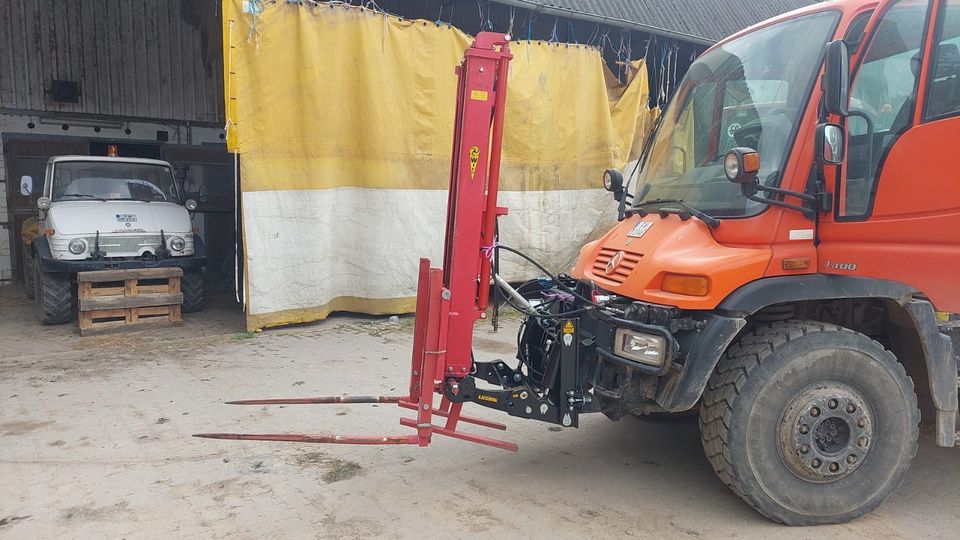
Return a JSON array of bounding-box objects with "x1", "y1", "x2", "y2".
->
[{"x1": 0, "y1": 284, "x2": 957, "y2": 539}]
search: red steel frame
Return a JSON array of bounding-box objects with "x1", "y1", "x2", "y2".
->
[{"x1": 196, "y1": 33, "x2": 517, "y2": 452}]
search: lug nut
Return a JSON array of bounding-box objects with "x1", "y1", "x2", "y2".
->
[
  {"x1": 810, "y1": 406, "x2": 821, "y2": 417},
  {"x1": 799, "y1": 424, "x2": 809, "y2": 435},
  {"x1": 857, "y1": 418, "x2": 867, "y2": 428},
  {"x1": 846, "y1": 403, "x2": 857, "y2": 414},
  {"x1": 847, "y1": 454, "x2": 858, "y2": 465},
  {"x1": 829, "y1": 462, "x2": 840, "y2": 472},
  {"x1": 828, "y1": 399, "x2": 838, "y2": 409},
  {"x1": 811, "y1": 458, "x2": 821, "y2": 468},
  {"x1": 858, "y1": 436, "x2": 868, "y2": 448},
  {"x1": 799, "y1": 444, "x2": 810, "y2": 455}
]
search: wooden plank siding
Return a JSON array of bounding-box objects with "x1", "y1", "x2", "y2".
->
[{"x1": 0, "y1": 0, "x2": 223, "y2": 124}]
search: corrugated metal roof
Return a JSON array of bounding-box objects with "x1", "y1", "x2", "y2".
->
[{"x1": 492, "y1": 0, "x2": 821, "y2": 44}]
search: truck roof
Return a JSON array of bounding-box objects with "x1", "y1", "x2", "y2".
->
[
  {"x1": 47, "y1": 155, "x2": 173, "y2": 167},
  {"x1": 711, "y1": 0, "x2": 877, "y2": 53}
]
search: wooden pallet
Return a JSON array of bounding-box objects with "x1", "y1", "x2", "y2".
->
[{"x1": 78, "y1": 268, "x2": 184, "y2": 335}]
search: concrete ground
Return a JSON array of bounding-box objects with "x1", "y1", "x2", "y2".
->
[{"x1": 0, "y1": 284, "x2": 957, "y2": 539}]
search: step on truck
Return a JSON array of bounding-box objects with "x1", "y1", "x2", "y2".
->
[
  {"x1": 199, "y1": 0, "x2": 958, "y2": 526},
  {"x1": 21, "y1": 153, "x2": 206, "y2": 324}
]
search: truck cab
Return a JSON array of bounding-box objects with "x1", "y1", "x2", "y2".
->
[
  {"x1": 24, "y1": 155, "x2": 205, "y2": 324},
  {"x1": 557, "y1": 0, "x2": 958, "y2": 525}
]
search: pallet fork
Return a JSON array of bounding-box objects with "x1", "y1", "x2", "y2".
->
[{"x1": 197, "y1": 32, "x2": 557, "y2": 452}]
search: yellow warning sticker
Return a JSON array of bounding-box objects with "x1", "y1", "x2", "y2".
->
[
  {"x1": 562, "y1": 320, "x2": 575, "y2": 334},
  {"x1": 469, "y1": 145, "x2": 480, "y2": 178},
  {"x1": 470, "y1": 89, "x2": 489, "y2": 101},
  {"x1": 477, "y1": 393, "x2": 498, "y2": 404}
]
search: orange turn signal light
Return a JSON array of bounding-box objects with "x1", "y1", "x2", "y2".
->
[
  {"x1": 662, "y1": 273, "x2": 710, "y2": 297},
  {"x1": 44, "y1": 228, "x2": 55, "y2": 236},
  {"x1": 742, "y1": 151, "x2": 760, "y2": 173},
  {"x1": 782, "y1": 258, "x2": 811, "y2": 270}
]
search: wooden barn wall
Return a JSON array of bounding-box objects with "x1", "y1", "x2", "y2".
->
[{"x1": 0, "y1": 0, "x2": 223, "y2": 124}]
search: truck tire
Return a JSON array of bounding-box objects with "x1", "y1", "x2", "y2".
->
[
  {"x1": 181, "y1": 270, "x2": 203, "y2": 313},
  {"x1": 23, "y1": 244, "x2": 35, "y2": 300},
  {"x1": 699, "y1": 320, "x2": 919, "y2": 525},
  {"x1": 36, "y1": 267, "x2": 74, "y2": 325}
]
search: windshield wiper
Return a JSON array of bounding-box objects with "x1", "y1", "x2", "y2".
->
[
  {"x1": 627, "y1": 198, "x2": 720, "y2": 229},
  {"x1": 58, "y1": 194, "x2": 105, "y2": 201},
  {"x1": 112, "y1": 197, "x2": 155, "y2": 203}
]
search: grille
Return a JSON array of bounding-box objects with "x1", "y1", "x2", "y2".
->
[
  {"x1": 90, "y1": 234, "x2": 162, "y2": 254},
  {"x1": 592, "y1": 248, "x2": 642, "y2": 284}
]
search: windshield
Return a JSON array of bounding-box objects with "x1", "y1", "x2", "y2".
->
[
  {"x1": 51, "y1": 161, "x2": 179, "y2": 202},
  {"x1": 632, "y1": 11, "x2": 840, "y2": 217}
]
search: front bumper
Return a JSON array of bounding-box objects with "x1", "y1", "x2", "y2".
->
[
  {"x1": 34, "y1": 236, "x2": 206, "y2": 273},
  {"x1": 588, "y1": 306, "x2": 745, "y2": 413}
]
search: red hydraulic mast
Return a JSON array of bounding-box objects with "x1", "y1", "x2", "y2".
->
[{"x1": 197, "y1": 32, "x2": 517, "y2": 451}]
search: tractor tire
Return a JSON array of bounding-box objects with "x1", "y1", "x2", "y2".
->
[
  {"x1": 181, "y1": 270, "x2": 204, "y2": 313},
  {"x1": 36, "y1": 267, "x2": 74, "y2": 325},
  {"x1": 699, "y1": 320, "x2": 919, "y2": 526},
  {"x1": 23, "y1": 244, "x2": 35, "y2": 300}
]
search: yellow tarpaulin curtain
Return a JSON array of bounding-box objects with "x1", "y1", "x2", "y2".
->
[{"x1": 222, "y1": 1, "x2": 655, "y2": 330}]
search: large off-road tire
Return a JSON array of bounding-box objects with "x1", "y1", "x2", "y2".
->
[
  {"x1": 23, "y1": 244, "x2": 35, "y2": 300},
  {"x1": 36, "y1": 267, "x2": 74, "y2": 325},
  {"x1": 181, "y1": 270, "x2": 204, "y2": 313},
  {"x1": 699, "y1": 320, "x2": 919, "y2": 526}
]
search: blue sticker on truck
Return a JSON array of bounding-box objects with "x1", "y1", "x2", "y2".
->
[{"x1": 115, "y1": 214, "x2": 137, "y2": 223}]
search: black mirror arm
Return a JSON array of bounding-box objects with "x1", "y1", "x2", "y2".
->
[{"x1": 742, "y1": 184, "x2": 821, "y2": 219}]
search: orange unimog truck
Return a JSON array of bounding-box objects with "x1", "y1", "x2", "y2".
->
[{"x1": 567, "y1": 0, "x2": 958, "y2": 525}]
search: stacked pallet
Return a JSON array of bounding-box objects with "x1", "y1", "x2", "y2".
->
[{"x1": 77, "y1": 268, "x2": 183, "y2": 335}]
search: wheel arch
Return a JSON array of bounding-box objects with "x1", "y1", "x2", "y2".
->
[{"x1": 717, "y1": 275, "x2": 957, "y2": 447}]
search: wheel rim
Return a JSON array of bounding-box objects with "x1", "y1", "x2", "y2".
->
[{"x1": 778, "y1": 382, "x2": 874, "y2": 483}]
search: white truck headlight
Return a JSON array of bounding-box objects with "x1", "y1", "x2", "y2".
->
[
  {"x1": 169, "y1": 236, "x2": 186, "y2": 252},
  {"x1": 614, "y1": 328, "x2": 667, "y2": 367},
  {"x1": 68, "y1": 238, "x2": 87, "y2": 255}
]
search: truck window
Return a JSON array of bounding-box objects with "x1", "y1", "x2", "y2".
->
[
  {"x1": 924, "y1": 0, "x2": 960, "y2": 119},
  {"x1": 843, "y1": 0, "x2": 932, "y2": 218}
]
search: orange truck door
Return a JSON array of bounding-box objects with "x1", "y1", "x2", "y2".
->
[{"x1": 818, "y1": 0, "x2": 960, "y2": 313}]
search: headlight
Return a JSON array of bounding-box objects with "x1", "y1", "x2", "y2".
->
[
  {"x1": 68, "y1": 238, "x2": 87, "y2": 255},
  {"x1": 723, "y1": 152, "x2": 740, "y2": 180},
  {"x1": 169, "y1": 236, "x2": 186, "y2": 252},
  {"x1": 614, "y1": 328, "x2": 667, "y2": 367}
]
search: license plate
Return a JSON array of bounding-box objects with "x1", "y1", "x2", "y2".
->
[
  {"x1": 115, "y1": 214, "x2": 137, "y2": 223},
  {"x1": 627, "y1": 221, "x2": 653, "y2": 238}
]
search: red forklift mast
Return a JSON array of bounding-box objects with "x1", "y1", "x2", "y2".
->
[{"x1": 196, "y1": 32, "x2": 521, "y2": 451}]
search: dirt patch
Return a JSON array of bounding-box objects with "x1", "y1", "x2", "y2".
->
[
  {"x1": 60, "y1": 502, "x2": 131, "y2": 522},
  {"x1": 471, "y1": 335, "x2": 520, "y2": 355},
  {"x1": 322, "y1": 458, "x2": 362, "y2": 483},
  {"x1": 0, "y1": 420, "x2": 56, "y2": 436},
  {"x1": 0, "y1": 515, "x2": 31, "y2": 527}
]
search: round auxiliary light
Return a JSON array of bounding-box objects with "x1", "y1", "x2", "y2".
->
[
  {"x1": 169, "y1": 236, "x2": 186, "y2": 252},
  {"x1": 68, "y1": 238, "x2": 87, "y2": 255},
  {"x1": 724, "y1": 152, "x2": 740, "y2": 181},
  {"x1": 184, "y1": 198, "x2": 198, "y2": 211}
]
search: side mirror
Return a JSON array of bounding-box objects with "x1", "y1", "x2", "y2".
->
[
  {"x1": 723, "y1": 148, "x2": 760, "y2": 185},
  {"x1": 19, "y1": 175, "x2": 33, "y2": 196},
  {"x1": 822, "y1": 40, "x2": 850, "y2": 116},
  {"x1": 603, "y1": 169, "x2": 625, "y2": 201},
  {"x1": 815, "y1": 123, "x2": 845, "y2": 165}
]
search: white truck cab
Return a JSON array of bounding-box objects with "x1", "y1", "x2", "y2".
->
[{"x1": 24, "y1": 155, "x2": 206, "y2": 324}]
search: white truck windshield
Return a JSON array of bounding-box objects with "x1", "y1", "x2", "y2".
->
[{"x1": 52, "y1": 161, "x2": 179, "y2": 202}]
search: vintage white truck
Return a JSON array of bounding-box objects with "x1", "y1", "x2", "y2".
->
[{"x1": 21, "y1": 155, "x2": 205, "y2": 324}]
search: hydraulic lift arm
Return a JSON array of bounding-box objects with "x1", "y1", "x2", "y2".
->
[{"x1": 197, "y1": 32, "x2": 533, "y2": 451}]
